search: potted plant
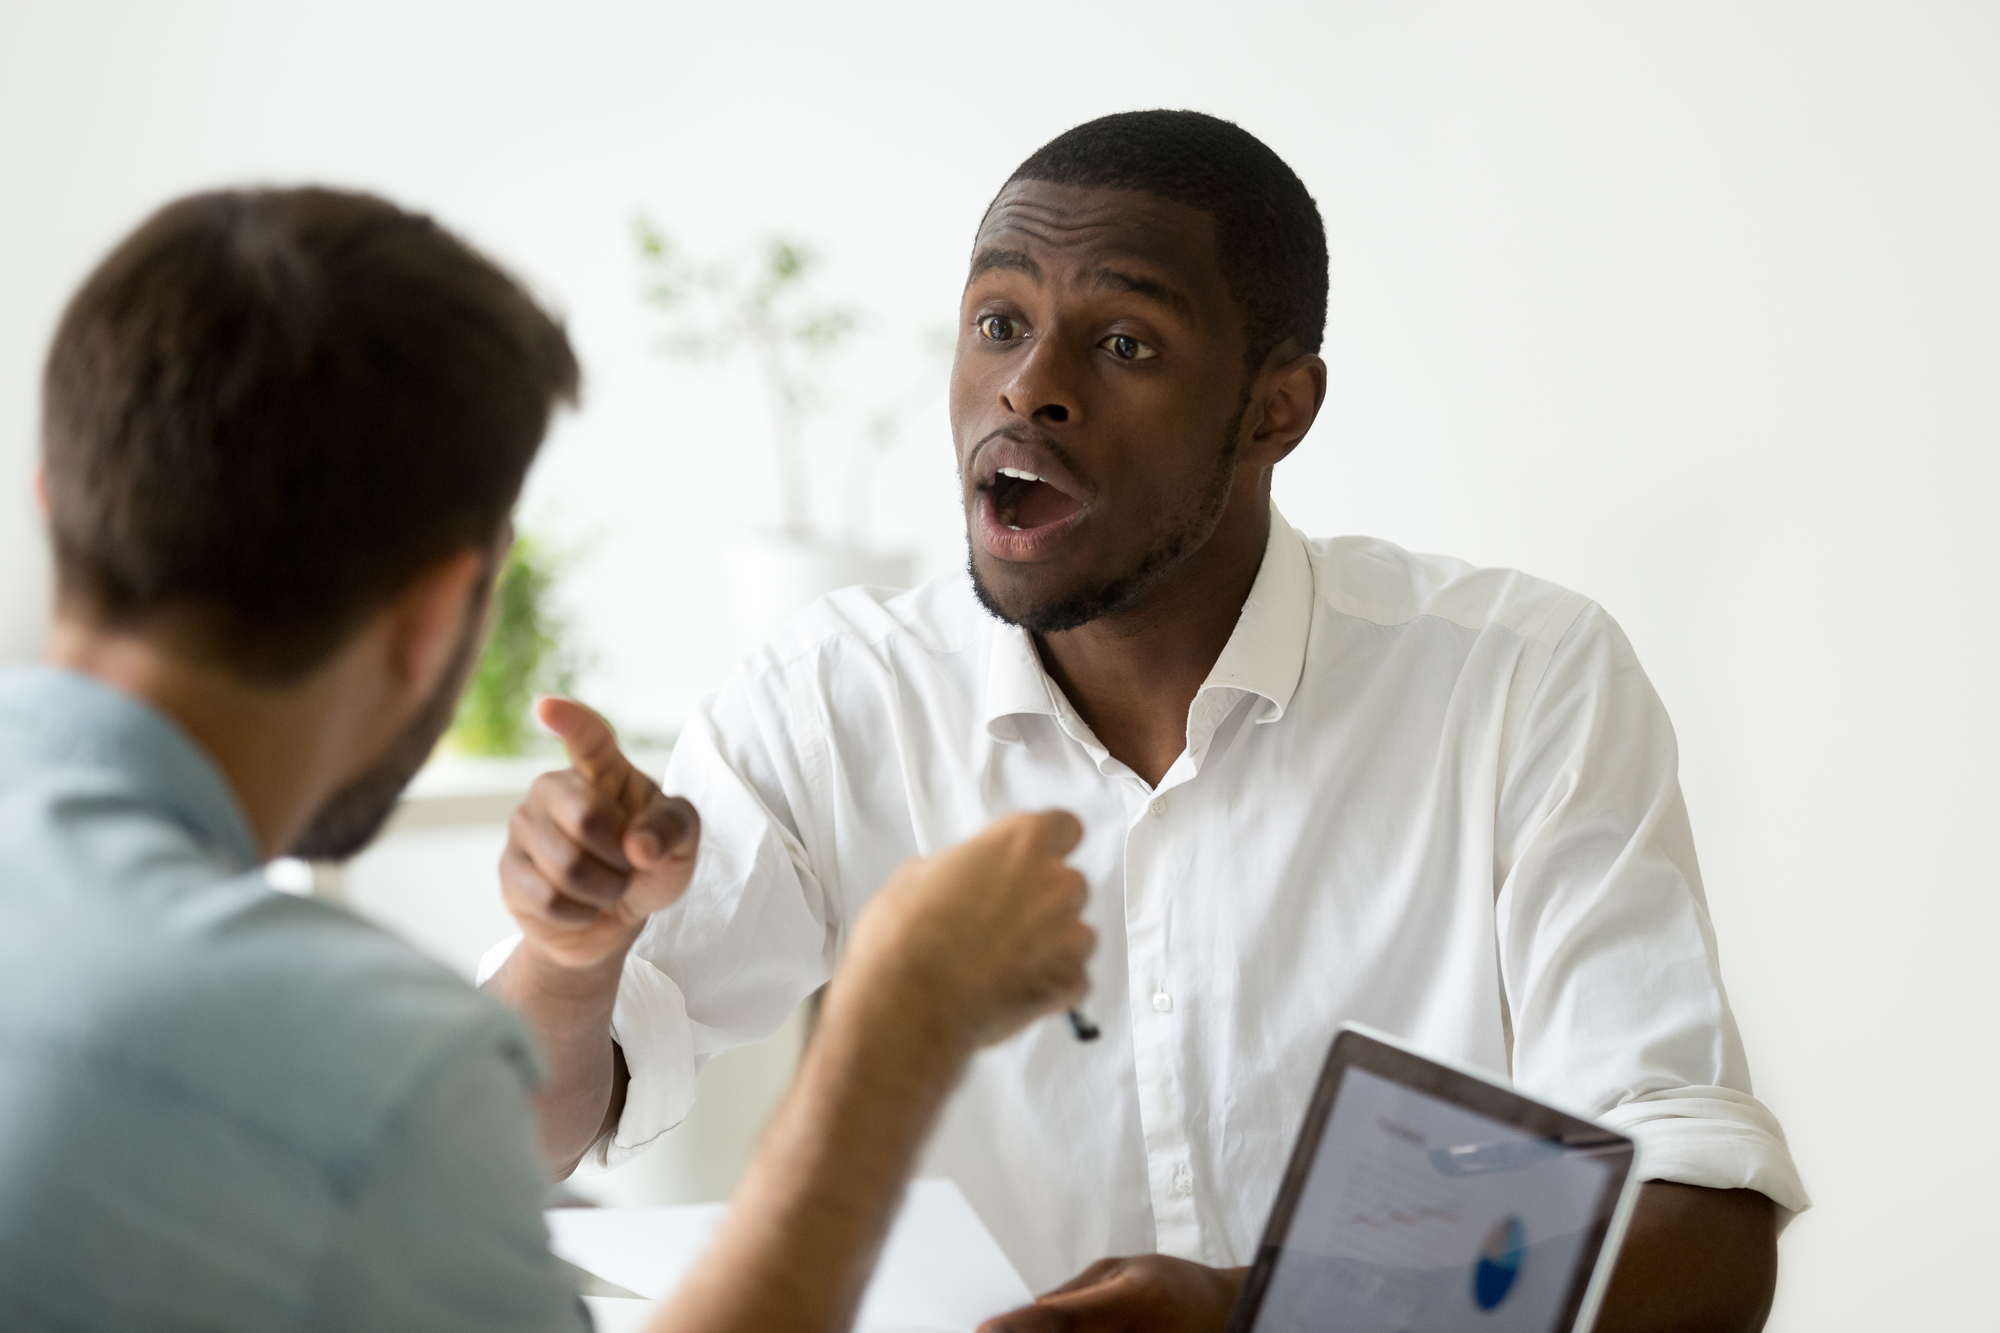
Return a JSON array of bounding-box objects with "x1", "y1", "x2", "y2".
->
[
  {"x1": 447, "y1": 533, "x2": 579, "y2": 757},
  {"x1": 635, "y1": 220, "x2": 923, "y2": 645}
]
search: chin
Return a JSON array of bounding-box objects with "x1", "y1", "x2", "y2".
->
[
  {"x1": 284, "y1": 755, "x2": 419, "y2": 862},
  {"x1": 967, "y1": 549, "x2": 1133, "y2": 636},
  {"x1": 288, "y1": 626, "x2": 475, "y2": 862}
]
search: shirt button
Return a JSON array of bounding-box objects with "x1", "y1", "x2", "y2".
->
[
  {"x1": 1173, "y1": 1164, "x2": 1195, "y2": 1196},
  {"x1": 1149, "y1": 796, "x2": 1167, "y2": 818},
  {"x1": 1151, "y1": 990, "x2": 1174, "y2": 1013}
]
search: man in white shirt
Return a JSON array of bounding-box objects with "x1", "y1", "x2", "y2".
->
[{"x1": 487, "y1": 110, "x2": 1806, "y2": 1332}]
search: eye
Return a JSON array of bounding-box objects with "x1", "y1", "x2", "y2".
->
[
  {"x1": 1101, "y1": 333, "x2": 1158, "y2": 361},
  {"x1": 978, "y1": 314, "x2": 1023, "y2": 343}
]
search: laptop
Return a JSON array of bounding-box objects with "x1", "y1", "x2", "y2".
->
[{"x1": 1227, "y1": 1025, "x2": 1641, "y2": 1333}]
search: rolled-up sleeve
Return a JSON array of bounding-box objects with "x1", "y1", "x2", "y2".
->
[{"x1": 1495, "y1": 604, "x2": 1810, "y2": 1217}]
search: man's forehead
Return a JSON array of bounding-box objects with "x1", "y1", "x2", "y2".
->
[{"x1": 971, "y1": 180, "x2": 1219, "y2": 278}]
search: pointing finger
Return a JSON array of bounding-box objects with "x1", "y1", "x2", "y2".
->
[{"x1": 536, "y1": 696, "x2": 631, "y2": 798}]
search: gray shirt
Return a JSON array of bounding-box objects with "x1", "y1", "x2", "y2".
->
[{"x1": 0, "y1": 666, "x2": 589, "y2": 1332}]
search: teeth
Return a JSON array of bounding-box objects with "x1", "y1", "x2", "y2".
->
[{"x1": 997, "y1": 467, "x2": 1043, "y2": 482}]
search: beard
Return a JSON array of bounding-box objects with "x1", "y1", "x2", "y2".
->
[
  {"x1": 970, "y1": 411, "x2": 1243, "y2": 636},
  {"x1": 286, "y1": 598, "x2": 484, "y2": 863}
]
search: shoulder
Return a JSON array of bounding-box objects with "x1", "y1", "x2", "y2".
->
[
  {"x1": 0, "y1": 872, "x2": 553, "y2": 1328},
  {"x1": 1302, "y1": 532, "x2": 1596, "y2": 650},
  {"x1": 199, "y1": 887, "x2": 538, "y2": 1121},
  {"x1": 752, "y1": 567, "x2": 994, "y2": 666},
  {"x1": 29, "y1": 877, "x2": 538, "y2": 1169},
  {"x1": 225, "y1": 889, "x2": 539, "y2": 1083}
]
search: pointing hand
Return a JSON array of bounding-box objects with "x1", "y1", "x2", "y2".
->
[{"x1": 497, "y1": 697, "x2": 701, "y2": 971}]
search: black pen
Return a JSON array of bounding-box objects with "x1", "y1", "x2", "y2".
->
[{"x1": 1067, "y1": 1007, "x2": 1100, "y2": 1041}]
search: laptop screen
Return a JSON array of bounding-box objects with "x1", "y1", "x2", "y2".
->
[{"x1": 1248, "y1": 1065, "x2": 1623, "y2": 1333}]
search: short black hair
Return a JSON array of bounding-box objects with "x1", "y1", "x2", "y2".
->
[
  {"x1": 42, "y1": 187, "x2": 579, "y2": 682},
  {"x1": 1004, "y1": 110, "x2": 1328, "y2": 370}
]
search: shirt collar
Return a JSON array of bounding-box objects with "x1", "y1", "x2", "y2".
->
[
  {"x1": 1196, "y1": 501, "x2": 1314, "y2": 726},
  {"x1": 983, "y1": 502, "x2": 1315, "y2": 747},
  {"x1": 0, "y1": 665, "x2": 261, "y2": 872}
]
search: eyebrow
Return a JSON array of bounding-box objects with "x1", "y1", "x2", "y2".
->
[
  {"x1": 1089, "y1": 268, "x2": 1195, "y2": 320},
  {"x1": 969, "y1": 247, "x2": 1041, "y2": 281},
  {"x1": 967, "y1": 250, "x2": 1197, "y2": 321}
]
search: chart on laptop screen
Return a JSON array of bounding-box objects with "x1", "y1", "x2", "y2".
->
[{"x1": 1252, "y1": 1068, "x2": 1615, "y2": 1333}]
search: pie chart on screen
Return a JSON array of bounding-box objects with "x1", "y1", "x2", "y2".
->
[{"x1": 1473, "y1": 1216, "x2": 1527, "y2": 1310}]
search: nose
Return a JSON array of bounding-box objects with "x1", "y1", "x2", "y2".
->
[{"x1": 999, "y1": 336, "x2": 1082, "y2": 428}]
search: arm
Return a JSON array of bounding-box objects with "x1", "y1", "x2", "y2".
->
[
  {"x1": 484, "y1": 698, "x2": 700, "y2": 1175},
  {"x1": 1596, "y1": 1182, "x2": 1775, "y2": 1333},
  {"x1": 1497, "y1": 603, "x2": 1794, "y2": 1329},
  {"x1": 483, "y1": 946, "x2": 632, "y2": 1177},
  {"x1": 647, "y1": 810, "x2": 1095, "y2": 1333}
]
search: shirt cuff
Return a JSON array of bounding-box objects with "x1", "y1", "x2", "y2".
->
[
  {"x1": 1597, "y1": 1086, "x2": 1812, "y2": 1222},
  {"x1": 474, "y1": 936, "x2": 698, "y2": 1175}
]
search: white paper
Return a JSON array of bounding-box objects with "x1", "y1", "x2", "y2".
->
[{"x1": 547, "y1": 1179, "x2": 1033, "y2": 1333}]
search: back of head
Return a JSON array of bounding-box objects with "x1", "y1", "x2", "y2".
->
[
  {"x1": 1007, "y1": 109, "x2": 1329, "y2": 372},
  {"x1": 41, "y1": 188, "x2": 579, "y2": 682}
]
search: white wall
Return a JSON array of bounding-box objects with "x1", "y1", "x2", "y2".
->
[{"x1": 3, "y1": 3, "x2": 1995, "y2": 1326}]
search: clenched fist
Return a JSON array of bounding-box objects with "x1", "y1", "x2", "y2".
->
[
  {"x1": 499, "y1": 696, "x2": 701, "y2": 971},
  {"x1": 839, "y1": 810, "x2": 1096, "y2": 1054}
]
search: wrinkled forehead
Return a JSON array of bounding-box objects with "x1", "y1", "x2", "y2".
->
[{"x1": 969, "y1": 179, "x2": 1227, "y2": 298}]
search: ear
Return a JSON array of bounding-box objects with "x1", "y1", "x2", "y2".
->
[
  {"x1": 1242, "y1": 349, "x2": 1328, "y2": 469},
  {"x1": 32, "y1": 466, "x2": 48, "y2": 519},
  {"x1": 380, "y1": 548, "x2": 491, "y2": 703}
]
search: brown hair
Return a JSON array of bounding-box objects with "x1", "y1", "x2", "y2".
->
[{"x1": 41, "y1": 187, "x2": 579, "y2": 681}]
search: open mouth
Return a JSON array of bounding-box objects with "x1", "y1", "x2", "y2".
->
[{"x1": 988, "y1": 466, "x2": 1085, "y2": 532}]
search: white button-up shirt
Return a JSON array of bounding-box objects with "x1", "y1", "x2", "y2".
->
[{"x1": 489, "y1": 507, "x2": 1807, "y2": 1292}]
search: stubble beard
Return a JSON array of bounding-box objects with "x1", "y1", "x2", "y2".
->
[{"x1": 286, "y1": 598, "x2": 485, "y2": 863}]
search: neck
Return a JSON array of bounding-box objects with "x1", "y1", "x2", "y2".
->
[
  {"x1": 46, "y1": 619, "x2": 352, "y2": 859},
  {"x1": 1035, "y1": 492, "x2": 1271, "y2": 788}
]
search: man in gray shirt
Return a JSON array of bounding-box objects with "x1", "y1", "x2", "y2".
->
[{"x1": 0, "y1": 187, "x2": 1094, "y2": 1332}]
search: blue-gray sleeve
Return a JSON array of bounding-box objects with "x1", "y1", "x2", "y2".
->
[{"x1": 299, "y1": 1043, "x2": 591, "y2": 1333}]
